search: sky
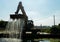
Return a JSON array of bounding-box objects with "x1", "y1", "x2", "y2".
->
[{"x1": 0, "y1": 0, "x2": 60, "y2": 26}]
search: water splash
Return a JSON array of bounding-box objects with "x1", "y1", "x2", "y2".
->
[{"x1": 5, "y1": 18, "x2": 24, "y2": 41}]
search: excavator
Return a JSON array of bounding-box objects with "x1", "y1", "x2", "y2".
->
[
  {"x1": 15, "y1": 2, "x2": 34, "y2": 42},
  {"x1": 15, "y1": 2, "x2": 28, "y2": 23},
  {"x1": 14, "y1": 1, "x2": 34, "y2": 30},
  {"x1": 10, "y1": 2, "x2": 34, "y2": 29},
  {"x1": 10, "y1": 2, "x2": 34, "y2": 42}
]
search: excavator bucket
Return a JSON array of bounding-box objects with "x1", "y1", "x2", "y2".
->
[{"x1": 10, "y1": 14, "x2": 25, "y2": 19}]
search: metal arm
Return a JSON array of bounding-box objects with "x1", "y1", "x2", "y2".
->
[
  {"x1": 15, "y1": 2, "x2": 27, "y2": 16},
  {"x1": 15, "y1": 2, "x2": 28, "y2": 23}
]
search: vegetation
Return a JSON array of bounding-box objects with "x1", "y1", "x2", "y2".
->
[
  {"x1": 42, "y1": 28, "x2": 51, "y2": 33},
  {"x1": 0, "y1": 20, "x2": 8, "y2": 30},
  {"x1": 50, "y1": 24, "x2": 60, "y2": 34},
  {"x1": 39, "y1": 23, "x2": 60, "y2": 34}
]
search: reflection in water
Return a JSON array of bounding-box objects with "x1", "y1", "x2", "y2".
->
[
  {"x1": 0, "y1": 38, "x2": 60, "y2": 42},
  {"x1": 39, "y1": 40, "x2": 50, "y2": 42},
  {"x1": 0, "y1": 38, "x2": 21, "y2": 42},
  {"x1": 0, "y1": 38, "x2": 50, "y2": 42}
]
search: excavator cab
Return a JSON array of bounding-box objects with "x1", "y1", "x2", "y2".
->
[{"x1": 26, "y1": 20, "x2": 34, "y2": 30}]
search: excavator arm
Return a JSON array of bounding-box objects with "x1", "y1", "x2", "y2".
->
[
  {"x1": 15, "y1": 2, "x2": 28, "y2": 20},
  {"x1": 15, "y1": 2, "x2": 28, "y2": 27}
]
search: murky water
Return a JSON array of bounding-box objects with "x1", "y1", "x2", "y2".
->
[
  {"x1": 0, "y1": 38, "x2": 49, "y2": 42},
  {"x1": 39, "y1": 40, "x2": 50, "y2": 42},
  {"x1": 0, "y1": 38, "x2": 60, "y2": 42},
  {"x1": 34, "y1": 39, "x2": 60, "y2": 42},
  {"x1": 0, "y1": 38, "x2": 21, "y2": 42}
]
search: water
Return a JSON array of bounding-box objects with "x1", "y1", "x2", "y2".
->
[
  {"x1": 0, "y1": 38, "x2": 21, "y2": 42},
  {"x1": 3, "y1": 19, "x2": 25, "y2": 42},
  {"x1": 0, "y1": 38, "x2": 50, "y2": 42},
  {"x1": 39, "y1": 40, "x2": 50, "y2": 42},
  {"x1": 35, "y1": 39, "x2": 60, "y2": 42},
  {"x1": 0, "y1": 38, "x2": 60, "y2": 42}
]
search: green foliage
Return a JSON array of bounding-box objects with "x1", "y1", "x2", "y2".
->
[
  {"x1": 41, "y1": 23, "x2": 60, "y2": 34},
  {"x1": 44, "y1": 28, "x2": 51, "y2": 33},
  {"x1": 50, "y1": 23, "x2": 60, "y2": 34},
  {"x1": 41, "y1": 28, "x2": 51, "y2": 33},
  {"x1": 0, "y1": 20, "x2": 8, "y2": 29}
]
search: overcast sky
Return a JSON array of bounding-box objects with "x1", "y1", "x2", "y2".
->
[{"x1": 0, "y1": 0, "x2": 60, "y2": 26}]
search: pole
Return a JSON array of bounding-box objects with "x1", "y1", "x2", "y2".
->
[{"x1": 53, "y1": 15, "x2": 55, "y2": 26}]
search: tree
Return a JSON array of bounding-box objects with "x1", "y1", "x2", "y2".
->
[
  {"x1": 0, "y1": 20, "x2": 8, "y2": 29},
  {"x1": 50, "y1": 25, "x2": 60, "y2": 34}
]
